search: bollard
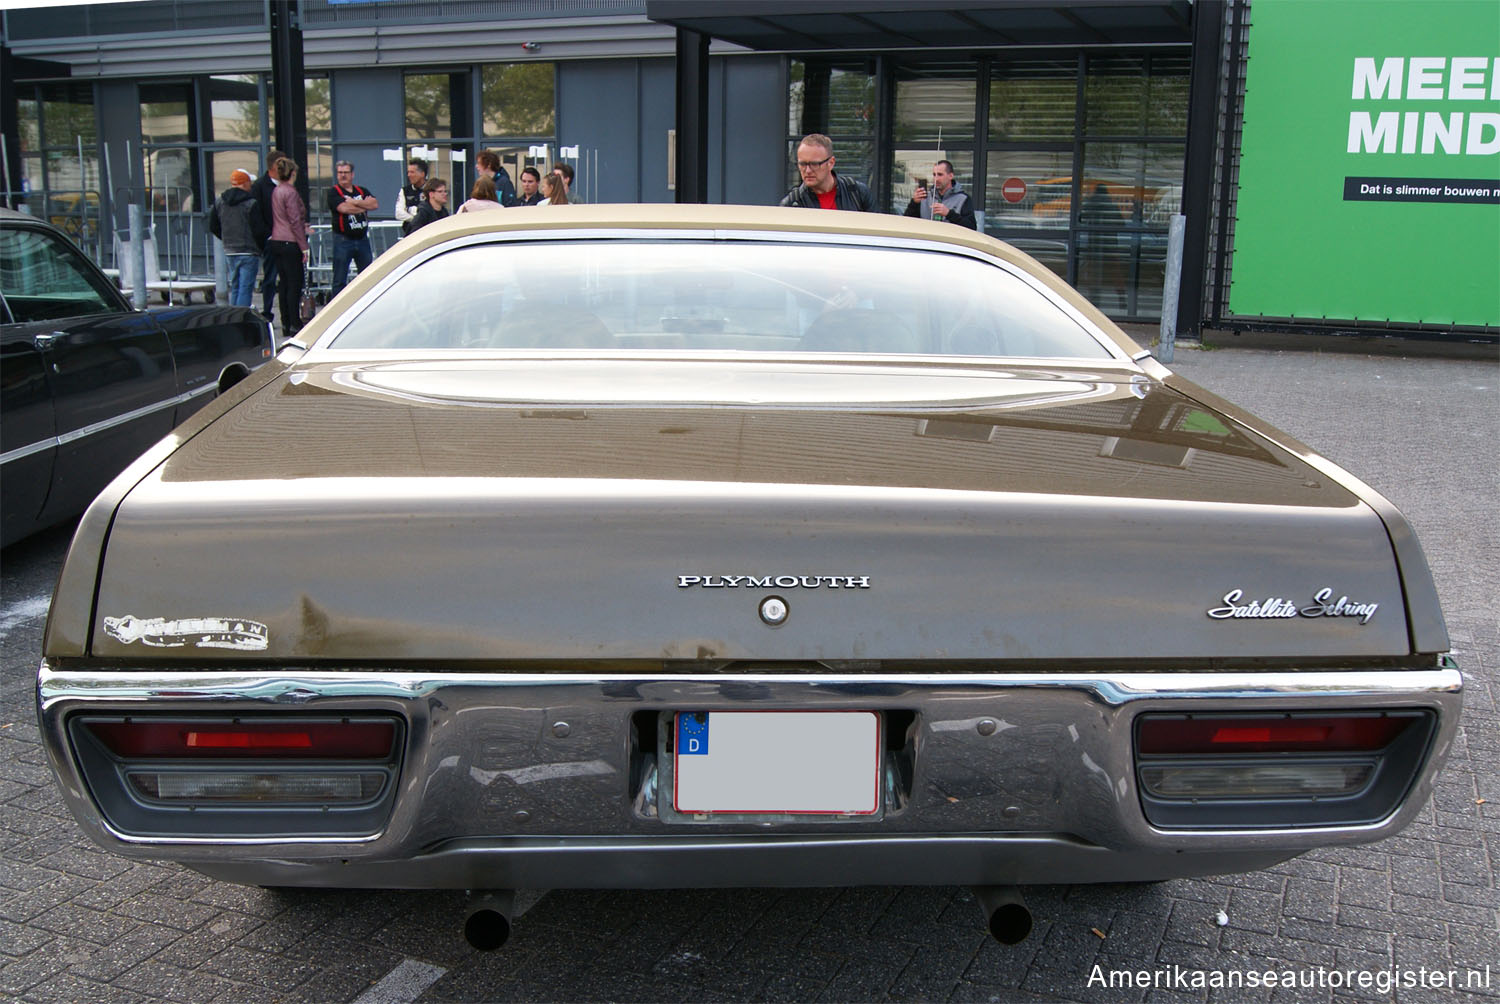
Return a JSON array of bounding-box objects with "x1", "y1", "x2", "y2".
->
[
  {"x1": 1157, "y1": 213, "x2": 1186, "y2": 363},
  {"x1": 128, "y1": 203, "x2": 147, "y2": 311},
  {"x1": 213, "y1": 235, "x2": 227, "y2": 302}
]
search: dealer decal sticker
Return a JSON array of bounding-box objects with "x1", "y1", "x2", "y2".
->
[{"x1": 102, "y1": 615, "x2": 270, "y2": 651}]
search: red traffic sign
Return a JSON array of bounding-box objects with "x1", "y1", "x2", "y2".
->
[{"x1": 1001, "y1": 177, "x2": 1027, "y2": 204}]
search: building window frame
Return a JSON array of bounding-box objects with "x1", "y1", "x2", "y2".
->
[{"x1": 784, "y1": 46, "x2": 1191, "y2": 323}]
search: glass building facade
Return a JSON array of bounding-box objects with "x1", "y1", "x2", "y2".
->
[
  {"x1": 10, "y1": 64, "x2": 561, "y2": 278},
  {"x1": 13, "y1": 82, "x2": 102, "y2": 262},
  {"x1": 7, "y1": 3, "x2": 1192, "y2": 323},
  {"x1": 789, "y1": 53, "x2": 1191, "y2": 322}
]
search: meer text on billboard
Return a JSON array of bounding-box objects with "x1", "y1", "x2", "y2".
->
[{"x1": 1230, "y1": 2, "x2": 1499, "y2": 328}]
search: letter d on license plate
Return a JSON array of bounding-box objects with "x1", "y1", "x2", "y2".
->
[{"x1": 673, "y1": 711, "x2": 880, "y2": 814}]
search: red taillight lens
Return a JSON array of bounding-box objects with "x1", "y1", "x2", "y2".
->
[
  {"x1": 187, "y1": 731, "x2": 313, "y2": 750},
  {"x1": 84, "y1": 720, "x2": 396, "y2": 759},
  {"x1": 1137, "y1": 714, "x2": 1414, "y2": 755}
]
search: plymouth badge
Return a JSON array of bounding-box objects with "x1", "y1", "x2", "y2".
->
[{"x1": 677, "y1": 575, "x2": 870, "y2": 589}]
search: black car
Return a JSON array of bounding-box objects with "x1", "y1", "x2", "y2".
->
[{"x1": 1, "y1": 208, "x2": 273, "y2": 547}]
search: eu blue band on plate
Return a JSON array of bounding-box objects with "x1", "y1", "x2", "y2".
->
[{"x1": 677, "y1": 712, "x2": 709, "y2": 755}]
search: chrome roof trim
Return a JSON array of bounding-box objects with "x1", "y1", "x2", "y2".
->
[{"x1": 301, "y1": 226, "x2": 1135, "y2": 367}]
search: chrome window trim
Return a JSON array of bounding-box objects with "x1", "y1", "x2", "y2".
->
[
  {"x1": 307, "y1": 349, "x2": 1144, "y2": 371},
  {"x1": 303, "y1": 227, "x2": 1134, "y2": 366}
]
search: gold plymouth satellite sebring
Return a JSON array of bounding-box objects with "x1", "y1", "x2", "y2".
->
[{"x1": 38, "y1": 205, "x2": 1461, "y2": 948}]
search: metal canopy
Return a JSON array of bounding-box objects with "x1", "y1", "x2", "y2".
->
[{"x1": 644, "y1": 1, "x2": 1193, "y2": 51}]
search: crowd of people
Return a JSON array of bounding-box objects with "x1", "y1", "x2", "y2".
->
[
  {"x1": 207, "y1": 149, "x2": 584, "y2": 337},
  {"x1": 395, "y1": 152, "x2": 577, "y2": 228},
  {"x1": 208, "y1": 133, "x2": 973, "y2": 338}
]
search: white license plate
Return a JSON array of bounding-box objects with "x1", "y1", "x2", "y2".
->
[{"x1": 673, "y1": 711, "x2": 880, "y2": 815}]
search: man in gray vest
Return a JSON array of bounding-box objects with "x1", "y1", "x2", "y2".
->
[{"x1": 904, "y1": 159, "x2": 976, "y2": 230}]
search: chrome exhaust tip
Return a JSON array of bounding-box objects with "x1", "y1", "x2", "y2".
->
[
  {"x1": 463, "y1": 890, "x2": 516, "y2": 951},
  {"x1": 972, "y1": 885, "x2": 1033, "y2": 944}
]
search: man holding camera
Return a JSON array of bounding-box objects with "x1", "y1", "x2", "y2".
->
[{"x1": 904, "y1": 159, "x2": 976, "y2": 230}]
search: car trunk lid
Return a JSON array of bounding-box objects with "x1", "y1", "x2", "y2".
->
[{"x1": 86, "y1": 361, "x2": 1413, "y2": 662}]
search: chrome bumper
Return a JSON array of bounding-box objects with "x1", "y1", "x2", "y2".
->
[{"x1": 38, "y1": 663, "x2": 1462, "y2": 888}]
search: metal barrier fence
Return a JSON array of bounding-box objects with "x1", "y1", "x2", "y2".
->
[
  {"x1": 14, "y1": 183, "x2": 409, "y2": 305},
  {"x1": 115, "y1": 185, "x2": 204, "y2": 278}
]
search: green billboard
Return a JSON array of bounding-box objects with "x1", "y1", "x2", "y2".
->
[{"x1": 1230, "y1": 0, "x2": 1499, "y2": 328}]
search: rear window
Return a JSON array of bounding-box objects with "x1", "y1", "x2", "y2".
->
[{"x1": 327, "y1": 240, "x2": 1112, "y2": 359}]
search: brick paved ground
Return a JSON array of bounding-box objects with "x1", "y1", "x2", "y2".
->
[{"x1": 1, "y1": 338, "x2": 1494, "y2": 1003}]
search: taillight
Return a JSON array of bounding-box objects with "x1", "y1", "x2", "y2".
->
[
  {"x1": 69, "y1": 715, "x2": 404, "y2": 837},
  {"x1": 83, "y1": 720, "x2": 395, "y2": 759},
  {"x1": 1137, "y1": 715, "x2": 1411, "y2": 755},
  {"x1": 1134, "y1": 711, "x2": 1435, "y2": 829}
]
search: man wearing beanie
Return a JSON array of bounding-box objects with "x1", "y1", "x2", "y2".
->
[{"x1": 209, "y1": 168, "x2": 268, "y2": 308}]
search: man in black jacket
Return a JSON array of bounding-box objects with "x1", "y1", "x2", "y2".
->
[
  {"x1": 250, "y1": 149, "x2": 284, "y2": 321},
  {"x1": 509, "y1": 167, "x2": 544, "y2": 207},
  {"x1": 208, "y1": 169, "x2": 268, "y2": 307},
  {"x1": 779, "y1": 134, "x2": 875, "y2": 212}
]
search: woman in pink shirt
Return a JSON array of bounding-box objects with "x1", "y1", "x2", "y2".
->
[
  {"x1": 455, "y1": 176, "x2": 503, "y2": 214},
  {"x1": 266, "y1": 157, "x2": 309, "y2": 337}
]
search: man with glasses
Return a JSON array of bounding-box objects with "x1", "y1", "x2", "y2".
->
[
  {"x1": 327, "y1": 160, "x2": 379, "y2": 296},
  {"x1": 407, "y1": 178, "x2": 450, "y2": 234},
  {"x1": 779, "y1": 133, "x2": 875, "y2": 212}
]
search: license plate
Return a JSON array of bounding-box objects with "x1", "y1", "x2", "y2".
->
[{"x1": 673, "y1": 711, "x2": 880, "y2": 815}]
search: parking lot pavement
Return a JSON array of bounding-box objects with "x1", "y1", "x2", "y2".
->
[{"x1": 1, "y1": 339, "x2": 1495, "y2": 1003}]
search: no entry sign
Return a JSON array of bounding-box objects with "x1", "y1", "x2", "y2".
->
[{"x1": 1001, "y1": 177, "x2": 1027, "y2": 203}]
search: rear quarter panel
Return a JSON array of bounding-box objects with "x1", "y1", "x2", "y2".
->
[{"x1": 149, "y1": 304, "x2": 271, "y2": 423}]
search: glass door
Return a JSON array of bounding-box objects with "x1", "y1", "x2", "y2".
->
[{"x1": 891, "y1": 62, "x2": 978, "y2": 216}]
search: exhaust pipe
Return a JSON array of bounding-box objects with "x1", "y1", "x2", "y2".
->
[
  {"x1": 972, "y1": 885, "x2": 1033, "y2": 944},
  {"x1": 463, "y1": 890, "x2": 516, "y2": 951}
]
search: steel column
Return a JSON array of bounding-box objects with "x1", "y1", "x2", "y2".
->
[
  {"x1": 1210, "y1": 0, "x2": 1243, "y2": 327},
  {"x1": 1, "y1": 48, "x2": 72, "y2": 211},
  {"x1": 0, "y1": 47, "x2": 21, "y2": 210},
  {"x1": 674, "y1": 27, "x2": 710, "y2": 203},
  {"x1": 1176, "y1": 0, "x2": 1226, "y2": 339},
  {"x1": 269, "y1": 0, "x2": 309, "y2": 208}
]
